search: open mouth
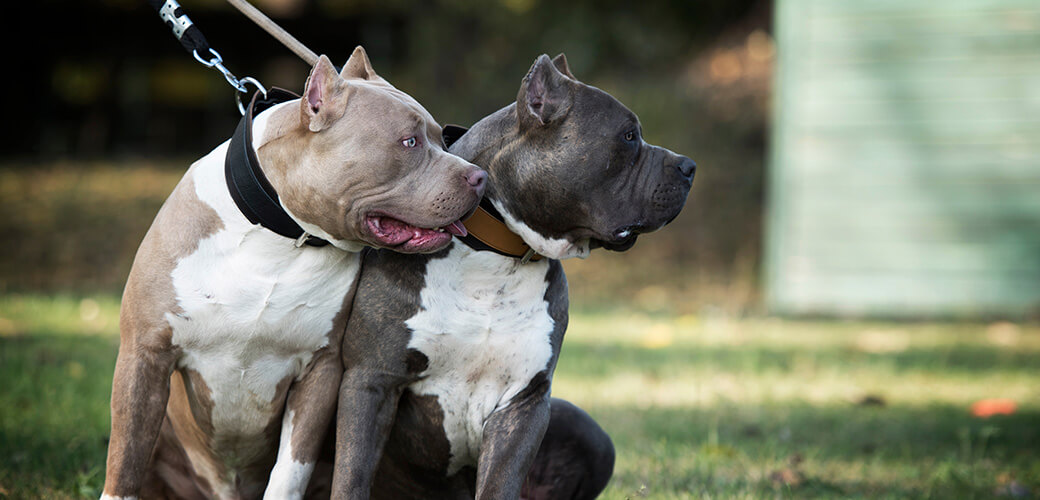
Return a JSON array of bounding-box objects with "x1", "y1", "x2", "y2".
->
[
  {"x1": 590, "y1": 223, "x2": 649, "y2": 252},
  {"x1": 593, "y1": 235, "x2": 639, "y2": 252},
  {"x1": 365, "y1": 214, "x2": 468, "y2": 253}
]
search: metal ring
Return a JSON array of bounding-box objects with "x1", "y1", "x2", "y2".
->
[
  {"x1": 234, "y1": 77, "x2": 268, "y2": 115},
  {"x1": 192, "y1": 48, "x2": 268, "y2": 116},
  {"x1": 192, "y1": 48, "x2": 223, "y2": 68},
  {"x1": 238, "y1": 77, "x2": 268, "y2": 98}
]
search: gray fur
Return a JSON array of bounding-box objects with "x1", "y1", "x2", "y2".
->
[{"x1": 328, "y1": 53, "x2": 694, "y2": 500}]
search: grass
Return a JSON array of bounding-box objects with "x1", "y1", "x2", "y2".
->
[
  {"x1": 0, "y1": 295, "x2": 120, "y2": 498},
  {"x1": 1, "y1": 296, "x2": 1038, "y2": 498},
  {"x1": 556, "y1": 312, "x2": 1040, "y2": 499}
]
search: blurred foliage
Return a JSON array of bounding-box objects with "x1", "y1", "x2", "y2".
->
[
  {"x1": 0, "y1": 163, "x2": 184, "y2": 294},
  {"x1": 4, "y1": 0, "x2": 772, "y2": 311}
]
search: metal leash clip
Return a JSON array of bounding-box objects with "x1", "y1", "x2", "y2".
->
[
  {"x1": 192, "y1": 48, "x2": 268, "y2": 115},
  {"x1": 520, "y1": 248, "x2": 537, "y2": 264}
]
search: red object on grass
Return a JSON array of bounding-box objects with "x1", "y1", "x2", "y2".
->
[{"x1": 970, "y1": 399, "x2": 1017, "y2": 418}]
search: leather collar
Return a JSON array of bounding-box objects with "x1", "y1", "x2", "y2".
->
[
  {"x1": 457, "y1": 199, "x2": 542, "y2": 262},
  {"x1": 444, "y1": 125, "x2": 542, "y2": 263},
  {"x1": 225, "y1": 89, "x2": 328, "y2": 247}
]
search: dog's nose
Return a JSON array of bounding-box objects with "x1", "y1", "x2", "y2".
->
[
  {"x1": 466, "y1": 169, "x2": 487, "y2": 194},
  {"x1": 676, "y1": 156, "x2": 696, "y2": 179}
]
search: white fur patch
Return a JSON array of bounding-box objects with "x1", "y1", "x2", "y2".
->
[
  {"x1": 490, "y1": 199, "x2": 590, "y2": 260},
  {"x1": 405, "y1": 244, "x2": 556, "y2": 474},
  {"x1": 166, "y1": 141, "x2": 359, "y2": 491},
  {"x1": 264, "y1": 409, "x2": 316, "y2": 500},
  {"x1": 100, "y1": 495, "x2": 136, "y2": 500},
  {"x1": 285, "y1": 212, "x2": 365, "y2": 253}
]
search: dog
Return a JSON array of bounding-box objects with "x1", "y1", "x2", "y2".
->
[
  {"x1": 327, "y1": 53, "x2": 695, "y2": 499},
  {"x1": 100, "y1": 47, "x2": 485, "y2": 499}
]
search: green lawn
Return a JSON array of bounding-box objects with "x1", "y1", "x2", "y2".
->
[{"x1": 1, "y1": 295, "x2": 1038, "y2": 499}]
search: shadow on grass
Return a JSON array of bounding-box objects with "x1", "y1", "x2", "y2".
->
[
  {"x1": 581, "y1": 403, "x2": 1040, "y2": 499},
  {"x1": 554, "y1": 337, "x2": 1040, "y2": 498},
  {"x1": 556, "y1": 339, "x2": 1040, "y2": 378},
  {"x1": 0, "y1": 333, "x2": 118, "y2": 498}
]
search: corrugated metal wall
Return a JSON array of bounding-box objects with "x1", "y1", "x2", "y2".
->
[{"x1": 766, "y1": 0, "x2": 1040, "y2": 317}]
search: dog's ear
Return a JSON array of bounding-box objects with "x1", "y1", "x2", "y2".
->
[
  {"x1": 552, "y1": 53, "x2": 576, "y2": 80},
  {"x1": 302, "y1": 54, "x2": 348, "y2": 132},
  {"x1": 518, "y1": 54, "x2": 573, "y2": 127},
  {"x1": 341, "y1": 46, "x2": 379, "y2": 81}
]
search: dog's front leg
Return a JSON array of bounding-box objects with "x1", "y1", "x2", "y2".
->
[
  {"x1": 330, "y1": 367, "x2": 405, "y2": 499},
  {"x1": 475, "y1": 377, "x2": 552, "y2": 500},
  {"x1": 264, "y1": 345, "x2": 342, "y2": 500},
  {"x1": 102, "y1": 338, "x2": 177, "y2": 499},
  {"x1": 522, "y1": 398, "x2": 616, "y2": 500}
]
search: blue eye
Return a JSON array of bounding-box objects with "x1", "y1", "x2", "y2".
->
[{"x1": 402, "y1": 137, "x2": 417, "y2": 148}]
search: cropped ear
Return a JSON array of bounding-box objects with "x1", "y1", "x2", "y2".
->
[
  {"x1": 551, "y1": 53, "x2": 576, "y2": 80},
  {"x1": 302, "y1": 54, "x2": 348, "y2": 132},
  {"x1": 341, "y1": 45, "x2": 379, "y2": 81},
  {"x1": 518, "y1": 54, "x2": 573, "y2": 127}
]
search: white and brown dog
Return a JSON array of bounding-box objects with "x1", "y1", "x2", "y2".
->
[{"x1": 100, "y1": 47, "x2": 485, "y2": 499}]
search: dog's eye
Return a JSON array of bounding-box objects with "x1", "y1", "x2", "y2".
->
[
  {"x1": 402, "y1": 137, "x2": 418, "y2": 148},
  {"x1": 624, "y1": 131, "x2": 637, "y2": 142}
]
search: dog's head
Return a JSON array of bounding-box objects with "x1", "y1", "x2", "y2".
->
[
  {"x1": 261, "y1": 47, "x2": 485, "y2": 253},
  {"x1": 477, "y1": 54, "x2": 694, "y2": 259}
]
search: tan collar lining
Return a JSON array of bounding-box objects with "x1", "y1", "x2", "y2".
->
[{"x1": 462, "y1": 206, "x2": 543, "y2": 262}]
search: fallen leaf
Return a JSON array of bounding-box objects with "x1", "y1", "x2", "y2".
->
[
  {"x1": 972, "y1": 399, "x2": 1017, "y2": 418},
  {"x1": 770, "y1": 467, "x2": 803, "y2": 487}
]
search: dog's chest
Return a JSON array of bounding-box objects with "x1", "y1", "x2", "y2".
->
[
  {"x1": 166, "y1": 150, "x2": 358, "y2": 437},
  {"x1": 404, "y1": 246, "x2": 555, "y2": 474}
]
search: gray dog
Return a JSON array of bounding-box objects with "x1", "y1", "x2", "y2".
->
[{"x1": 326, "y1": 53, "x2": 695, "y2": 499}]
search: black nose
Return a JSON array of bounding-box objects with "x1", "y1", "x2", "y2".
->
[{"x1": 676, "y1": 156, "x2": 696, "y2": 179}]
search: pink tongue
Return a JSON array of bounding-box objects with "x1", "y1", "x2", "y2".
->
[
  {"x1": 447, "y1": 220, "x2": 468, "y2": 237},
  {"x1": 375, "y1": 217, "x2": 415, "y2": 245}
]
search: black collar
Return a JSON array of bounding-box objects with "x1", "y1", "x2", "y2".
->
[{"x1": 225, "y1": 89, "x2": 328, "y2": 247}]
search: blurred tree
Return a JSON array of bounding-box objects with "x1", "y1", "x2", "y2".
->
[{"x1": 3, "y1": 0, "x2": 771, "y2": 312}]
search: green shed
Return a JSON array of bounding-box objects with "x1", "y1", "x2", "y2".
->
[{"x1": 765, "y1": 0, "x2": 1040, "y2": 317}]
